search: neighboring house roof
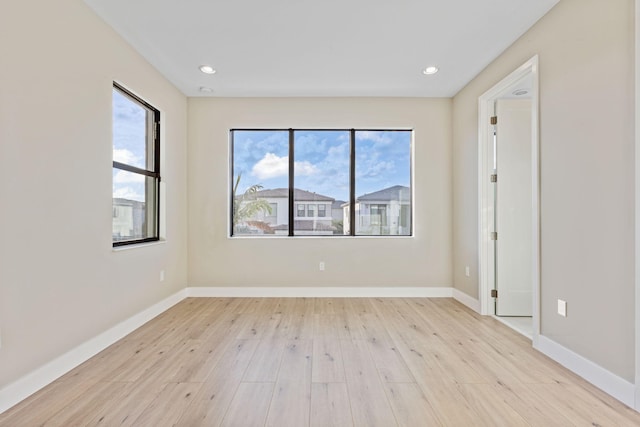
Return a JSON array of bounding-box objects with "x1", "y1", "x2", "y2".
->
[
  {"x1": 244, "y1": 188, "x2": 334, "y2": 202},
  {"x1": 356, "y1": 185, "x2": 410, "y2": 202},
  {"x1": 113, "y1": 198, "x2": 145, "y2": 207},
  {"x1": 332, "y1": 200, "x2": 346, "y2": 210},
  {"x1": 272, "y1": 220, "x2": 336, "y2": 231}
]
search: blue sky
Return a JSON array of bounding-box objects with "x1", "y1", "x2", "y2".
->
[
  {"x1": 112, "y1": 89, "x2": 148, "y2": 202},
  {"x1": 233, "y1": 130, "x2": 411, "y2": 201}
]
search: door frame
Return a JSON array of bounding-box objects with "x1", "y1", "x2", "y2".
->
[
  {"x1": 477, "y1": 55, "x2": 540, "y2": 344},
  {"x1": 634, "y1": 0, "x2": 639, "y2": 410}
]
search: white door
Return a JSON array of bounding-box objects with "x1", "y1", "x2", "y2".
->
[{"x1": 495, "y1": 99, "x2": 533, "y2": 316}]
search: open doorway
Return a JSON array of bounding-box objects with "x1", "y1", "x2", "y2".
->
[{"x1": 478, "y1": 56, "x2": 540, "y2": 343}]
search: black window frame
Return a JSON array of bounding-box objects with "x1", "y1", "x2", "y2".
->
[
  {"x1": 230, "y1": 128, "x2": 412, "y2": 237},
  {"x1": 112, "y1": 83, "x2": 161, "y2": 247}
]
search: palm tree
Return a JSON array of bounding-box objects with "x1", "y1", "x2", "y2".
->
[{"x1": 232, "y1": 174, "x2": 273, "y2": 233}]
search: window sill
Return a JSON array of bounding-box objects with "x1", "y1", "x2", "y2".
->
[
  {"x1": 112, "y1": 239, "x2": 166, "y2": 252},
  {"x1": 228, "y1": 235, "x2": 414, "y2": 240}
]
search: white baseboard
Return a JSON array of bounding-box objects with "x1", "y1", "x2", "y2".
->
[
  {"x1": 452, "y1": 288, "x2": 481, "y2": 313},
  {"x1": 535, "y1": 335, "x2": 635, "y2": 409},
  {"x1": 186, "y1": 286, "x2": 453, "y2": 298},
  {"x1": 0, "y1": 289, "x2": 187, "y2": 415}
]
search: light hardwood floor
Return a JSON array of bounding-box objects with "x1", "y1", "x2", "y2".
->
[{"x1": 1, "y1": 297, "x2": 639, "y2": 426}]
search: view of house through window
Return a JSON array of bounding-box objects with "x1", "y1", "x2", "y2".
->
[
  {"x1": 112, "y1": 84, "x2": 161, "y2": 246},
  {"x1": 231, "y1": 129, "x2": 412, "y2": 236}
]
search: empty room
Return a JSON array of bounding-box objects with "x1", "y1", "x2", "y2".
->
[{"x1": 2, "y1": 0, "x2": 640, "y2": 425}]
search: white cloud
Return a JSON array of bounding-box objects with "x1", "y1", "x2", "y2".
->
[
  {"x1": 113, "y1": 186, "x2": 144, "y2": 202},
  {"x1": 252, "y1": 153, "x2": 289, "y2": 179},
  {"x1": 358, "y1": 131, "x2": 392, "y2": 145},
  {"x1": 252, "y1": 153, "x2": 318, "y2": 179},
  {"x1": 113, "y1": 148, "x2": 140, "y2": 165},
  {"x1": 295, "y1": 160, "x2": 318, "y2": 176},
  {"x1": 113, "y1": 170, "x2": 145, "y2": 184}
]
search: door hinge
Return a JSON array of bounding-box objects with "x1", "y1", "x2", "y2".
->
[
  {"x1": 490, "y1": 231, "x2": 497, "y2": 241},
  {"x1": 490, "y1": 116, "x2": 498, "y2": 125},
  {"x1": 490, "y1": 174, "x2": 497, "y2": 183},
  {"x1": 491, "y1": 289, "x2": 498, "y2": 298}
]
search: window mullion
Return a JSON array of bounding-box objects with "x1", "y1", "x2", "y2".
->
[
  {"x1": 112, "y1": 161, "x2": 158, "y2": 178},
  {"x1": 349, "y1": 129, "x2": 356, "y2": 236},
  {"x1": 288, "y1": 129, "x2": 295, "y2": 237}
]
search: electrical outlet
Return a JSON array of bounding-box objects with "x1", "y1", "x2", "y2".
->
[
  {"x1": 319, "y1": 262, "x2": 325, "y2": 271},
  {"x1": 557, "y1": 299, "x2": 567, "y2": 317},
  {"x1": 160, "y1": 270, "x2": 165, "y2": 282},
  {"x1": 465, "y1": 266, "x2": 470, "y2": 277}
]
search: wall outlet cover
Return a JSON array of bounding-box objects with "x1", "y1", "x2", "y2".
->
[{"x1": 557, "y1": 299, "x2": 567, "y2": 317}]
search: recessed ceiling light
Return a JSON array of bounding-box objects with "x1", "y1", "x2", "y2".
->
[
  {"x1": 199, "y1": 86, "x2": 214, "y2": 93},
  {"x1": 512, "y1": 89, "x2": 529, "y2": 96},
  {"x1": 199, "y1": 65, "x2": 216, "y2": 74},
  {"x1": 422, "y1": 66, "x2": 439, "y2": 75}
]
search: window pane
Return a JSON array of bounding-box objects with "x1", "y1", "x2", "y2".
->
[
  {"x1": 294, "y1": 130, "x2": 349, "y2": 235},
  {"x1": 355, "y1": 131, "x2": 411, "y2": 236},
  {"x1": 112, "y1": 169, "x2": 158, "y2": 242},
  {"x1": 232, "y1": 130, "x2": 289, "y2": 235},
  {"x1": 113, "y1": 88, "x2": 154, "y2": 170}
]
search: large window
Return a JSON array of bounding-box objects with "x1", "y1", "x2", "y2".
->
[
  {"x1": 231, "y1": 129, "x2": 412, "y2": 237},
  {"x1": 112, "y1": 83, "x2": 161, "y2": 246}
]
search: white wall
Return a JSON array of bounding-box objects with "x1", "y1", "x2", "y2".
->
[
  {"x1": 453, "y1": 0, "x2": 635, "y2": 381},
  {"x1": 0, "y1": 0, "x2": 188, "y2": 389},
  {"x1": 188, "y1": 98, "x2": 452, "y2": 287}
]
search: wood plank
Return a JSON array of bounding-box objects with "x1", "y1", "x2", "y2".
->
[
  {"x1": 174, "y1": 339, "x2": 259, "y2": 426},
  {"x1": 130, "y1": 382, "x2": 201, "y2": 426},
  {"x1": 488, "y1": 381, "x2": 576, "y2": 427},
  {"x1": 41, "y1": 381, "x2": 130, "y2": 426},
  {"x1": 341, "y1": 339, "x2": 397, "y2": 427},
  {"x1": 221, "y1": 382, "x2": 274, "y2": 427},
  {"x1": 383, "y1": 383, "x2": 441, "y2": 427},
  {"x1": 310, "y1": 383, "x2": 354, "y2": 427},
  {"x1": 242, "y1": 337, "x2": 287, "y2": 382},
  {"x1": 312, "y1": 338, "x2": 345, "y2": 383},
  {"x1": 530, "y1": 382, "x2": 640, "y2": 426},
  {"x1": 456, "y1": 383, "x2": 529, "y2": 427},
  {"x1": 313, "y1": 314, "x2": 350, "y2": 339},
  {"x1": 265, "y1": 340, "x2": 313, "y2": 427},
  {"x1": 0, "y1": 380, "x2": 104, "y2": 426},
  {"x1": 82, "y1": 369, "x2": 170, "y2": 426}
]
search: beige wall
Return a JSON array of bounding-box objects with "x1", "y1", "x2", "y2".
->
[
  {"x1": 453, "y1": 0, "x2": 635, "y2": 381},
  {"x1": 188, "y1": 98, "x2": 452, "y2": 287},
  {"x1": 0, "y1": 0, "x2": 188, "y2": 388}
]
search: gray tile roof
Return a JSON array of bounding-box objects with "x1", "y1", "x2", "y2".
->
[
  {"x1": 332, "y1": 200, "x2": 347, "y2": 209},
  {"x1": 356, "y1": 185, "x2": 410, "y2": 202},
  {"x1": 247, "y1": 188, "x2": 334, "y2": 202}
]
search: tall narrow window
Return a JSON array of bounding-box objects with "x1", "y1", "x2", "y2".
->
[
  {"x1": 293, "y1": 130, "x2": 349, "y2": 235},
  {"x1": 232, "y1": 130, "x2": 289, "y2": 235},
  {"x1": 112, "y1": 84, "x2": 160, "y2": 246},
  {"x1": 355, "y1": 131, "x2": 411, "y2": 236}
]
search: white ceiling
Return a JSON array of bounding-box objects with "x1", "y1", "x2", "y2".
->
[{"x1": 84, "y1": 0, "x2": 559, "y2": 98}]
